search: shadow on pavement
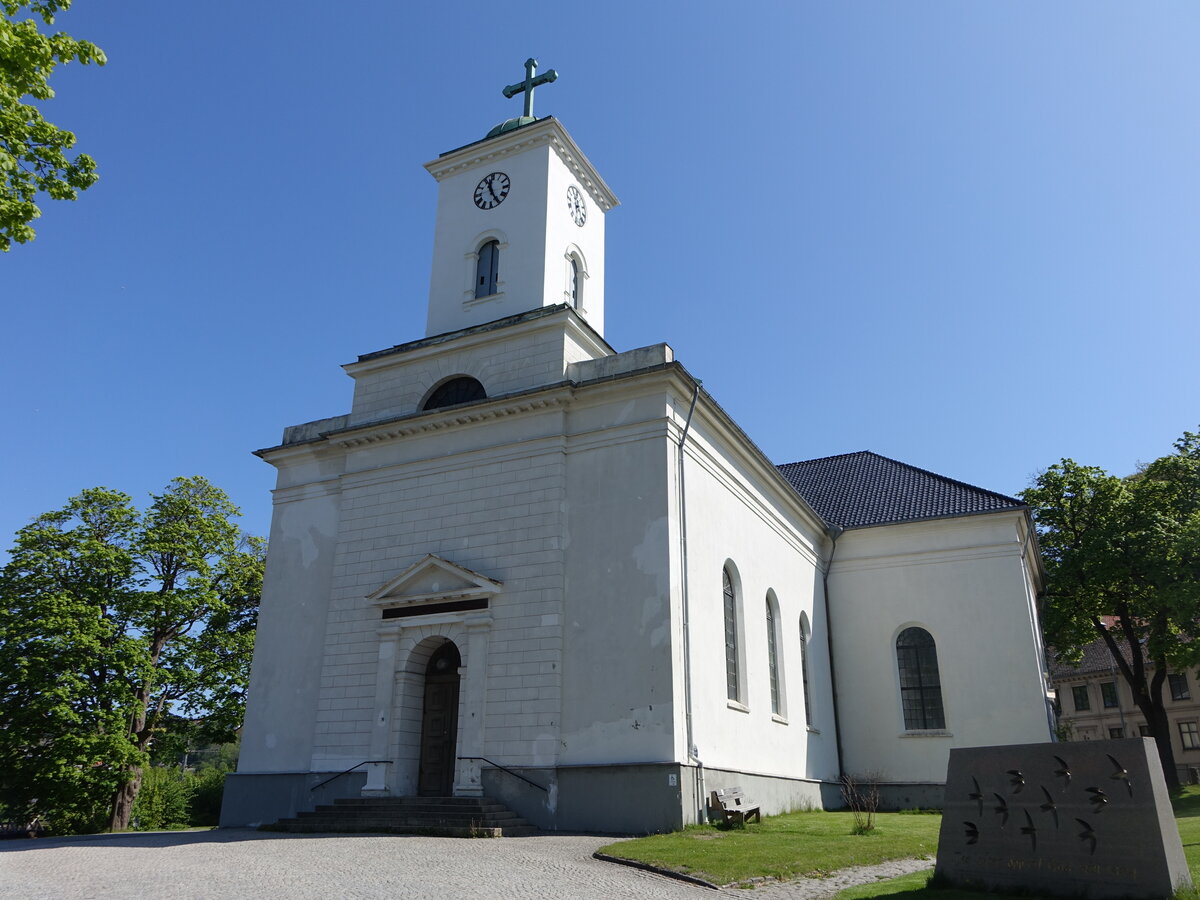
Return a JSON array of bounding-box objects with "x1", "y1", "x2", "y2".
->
[{"x1": 0, "y1": 827, "x2": 606, "y2": 852}]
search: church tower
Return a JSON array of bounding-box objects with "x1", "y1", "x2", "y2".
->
[{"x1": 423, "y1": 59, "x2": 618, "y2": 337}]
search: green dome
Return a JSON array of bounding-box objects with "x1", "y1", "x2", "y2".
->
[{"x1": 485, "y1": 116, "x2": 537, "y2": 139}]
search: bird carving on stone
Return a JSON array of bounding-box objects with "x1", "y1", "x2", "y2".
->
[
  {"x1": 992, "y1": 792, "x2": 1009, "y2": 827},
  {"x1": 1106, "y1": 754, "x2": 1133, "y2": 798},
  {"x1": 1053, "y1": 755, "x2": 1072, "y2": 788},
  {"x1": 1039, "y1": 785, "x2": 1059, "y2": 829},
  {"x1": 1020, "y1": 810, "x2": 1038, "y2": 852},
  {"x1": 1076, "y1": 817, "x2": 1098, "y2": 855},
  {"x1": 968, "y1": 777, "x2": 984, "y2": 817}
]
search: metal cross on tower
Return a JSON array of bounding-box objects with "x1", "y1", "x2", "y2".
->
[{"x1": 502, "y1": 58, "x2": 558, "y2": 119}]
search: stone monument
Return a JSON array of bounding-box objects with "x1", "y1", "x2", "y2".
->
[{"x1": 935, "y1": 738, "x2": 1191, "y2": 899}]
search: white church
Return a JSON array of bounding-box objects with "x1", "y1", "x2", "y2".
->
[{"x1": 221, "y1": 62, "x2": 1054, "y2": 834}]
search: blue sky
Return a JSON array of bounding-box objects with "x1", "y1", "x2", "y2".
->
[{"x1": 3, "y1": 2, "x2": 1197, "y2": 548}]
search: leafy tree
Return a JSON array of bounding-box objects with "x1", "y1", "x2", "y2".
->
[
  {"x1": 1, "y1": 0, "x2": 105, "y2": 250},
  {"x1": 129, "y1": 765, "x2": 193, "y2": 831},
  {"x1": 0, "y1": 478, "x2": 263, "y2": 833},
  {"x1": 1023, "y1": 430, "x2": 1200, "y2": 790}
]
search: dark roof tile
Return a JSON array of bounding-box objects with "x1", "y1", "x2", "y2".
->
[
  {"x1": 1048, "y1": 637, "x2": 1136, "y2": 680},
  {"x1": 775, "y1": 450, "x2": 1024, "y2": 529}
]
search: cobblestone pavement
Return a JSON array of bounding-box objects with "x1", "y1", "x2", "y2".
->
[{"x1": 0, "y1": 829, "x2": 932, "y2": 899}]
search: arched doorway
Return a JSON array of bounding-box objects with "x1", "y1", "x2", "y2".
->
[{"x1": 417, "y1": 641, "x2": 461, "y2": 796}]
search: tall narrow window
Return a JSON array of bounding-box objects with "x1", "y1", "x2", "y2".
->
[
  {"x1": 896, "y1": 626, "x2": 945, "y2": 730},
  {"x1": 1170, "y1": 673, "x2": 1191, "y2": 701},
  {"x1": 1072, "y1": 685, "x2": 1090, "y2": 711},
  {"x1": 475, "y1": 240, "x2": 499, "y2": 298},
  {"x1": 723, "y1": 567, "x2": 739, "y2": 702},
  {"x1": 766, "y1": 597, "x2": 780, "y2": 715},
  {"x1": 1101, "y1": 681, "x2": 1119, "y2": 708},
  {"x1": 799, "y1": 613, "x2": 813, "y2": 727},
  {"x1": 569, "y1": 258, "x2": 580, "y2": 308}
]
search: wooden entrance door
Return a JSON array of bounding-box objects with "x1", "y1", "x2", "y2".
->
[{"x1": 417, "y1": 641, "x2": 461, "y2": 796}]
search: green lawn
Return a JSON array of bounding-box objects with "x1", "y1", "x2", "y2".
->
[
  {"x1": 598, "y1": 787, "x2": 1200, "y2": 897},
  {"x1": 597, "y1": 809, "x2": 940, "y2": 886}
]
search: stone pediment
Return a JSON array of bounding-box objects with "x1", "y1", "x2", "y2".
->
[{"x1": 366, "y1": 554, "x2": 502, "y2": 610}]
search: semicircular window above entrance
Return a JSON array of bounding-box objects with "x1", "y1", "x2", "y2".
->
[{"x1": 421, "y1": 377, "x2": 487, "y2": 412}]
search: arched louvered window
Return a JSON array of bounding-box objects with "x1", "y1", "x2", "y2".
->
[
  {"x1": 896, "y1": 626, "x2": 945, "y2": 730},
  {"x1": 723, "y1": 567, "x2": 740, "y2": 703},
  {"x1": 569, "y1": 258, "x2": 580, "y2": 308},
  {"x1": 422, "y1": 377, "x2": 486, "y2": 412},
  {"x1": 476, "y1": 240, "x2": 499, "y2": 298}
]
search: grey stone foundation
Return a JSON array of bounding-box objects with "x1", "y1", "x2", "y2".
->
[
  {"x1": 482, "y1": 762, "x2": 832, "y2": 834},
  {"x1": 219, "y1": 771, "x2": 367, "y2": 828}
]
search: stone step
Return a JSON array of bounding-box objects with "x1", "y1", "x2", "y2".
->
[
  {"x1": 320, "y1": 801, "x2": 510, "y2": 815},
  {"x1": 294, "y1": 812, "x2": 525, "y2": 826},
  {"x1": 307, "y1": 807, "x2": 522, "y2": 817},
  {"x1": 264, "y1": 821, "x2": 538, "y2": 838},
  {"x1": 265, "y1": 795, "x2": 537, "y2": 838},
  {"x1": 331, "y1": 796, "x2": 488, "y2": 806}
]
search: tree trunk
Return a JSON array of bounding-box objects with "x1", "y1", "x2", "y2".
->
[
  {"x1": 1128, "y1": 689, "x2": 1180, "y2": 792},
  {"x1": 1094, "y1": 617, "x2": 1181, "y2": 792},
  {"x1": 1148, "y1": 702, "x2": 1181, "y2": 792},
  {"x1": 109, "y1": 766, "x2": 143, "y2": 831}
]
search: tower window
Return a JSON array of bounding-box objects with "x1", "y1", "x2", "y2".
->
[
  {"x1": 569, "y1": 258, "x2": 580, "y2": 308},
  {"x1": 476, "y1": 240, "x2": 499, "y2": 298},
  {"x1": 422, "y1": 376, "x2": 486, "y2": 411}
]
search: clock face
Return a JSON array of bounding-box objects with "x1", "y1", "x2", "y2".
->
[
  {"x1": 474, "y1": 172, "x2": 510, "y2": 210},
  {"x1": 567, "y1": 185, "x2": 587, "y2": 226}
]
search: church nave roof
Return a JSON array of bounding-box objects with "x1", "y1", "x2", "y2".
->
[{"x1": 776, "y1": 450, "x2": 1025, "y2": 530}]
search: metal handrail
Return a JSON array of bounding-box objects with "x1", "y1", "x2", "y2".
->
[
  {"x1": 310, "y1": 759, "x2": 391, "y2": 793},
  {"x1": 458, "y1": 756, "x2": 548, "y2": 793}
]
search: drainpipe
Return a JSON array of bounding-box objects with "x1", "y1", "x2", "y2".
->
[
  {"x1": 677, "y1": 379, "x2": 702, "y2": 820},
  {"x1": 822, "y1": 525, "x2": 846, "y2": 781}
]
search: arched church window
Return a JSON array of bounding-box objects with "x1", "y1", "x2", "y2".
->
[
  {"x1": 476, "y1": 239, "x2": 499, "y2": 298},
  {"x1": 723, "y1": 566, "x2": 741, "y2": 703},
  {"x1": 569, "y1": 258, "x2": 580, "y2": 308},
  {"x1": 766, "y1": 594, "x2": 782, "y2": 716},
  {"x1": 422, "y1": 376, "x2": 487, "y2": 411},
  {"x1": 799, "y1": 612, "x2": 813, "y2": 727},
  {"x1": 896, "y1": 626, "x2": 946, "y2": 730}
]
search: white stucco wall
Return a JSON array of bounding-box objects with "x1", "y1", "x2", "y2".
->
[
  {"x1": 242, "y1": 322, "x2": 668, "y2": 786},
  {"x1": 238, "y1": 476, "x2": 343, "y2": 772},
  {"x1": 560, "y1": 409, "x2": 675, "y2": 765},
  {"x1": 665, "y1": 399, "x2": 841, "y2": 789},
  {"x1": 312, "y1": 432, "x2": 570, "y2": 774},
  {"x1": 830, "y1": 514, "x2": 1052, "y2": 784}
]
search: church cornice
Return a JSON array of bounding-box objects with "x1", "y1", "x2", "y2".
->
[
  {"x1": 425, "y1": 117, "x2": 619, "y2": 212},
  {"x1": 345, "y1": 304, "x2": 612, "y2": 375},
  {"x1": 328, "y1": 388, "x2": 573, "y2": 450}
]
